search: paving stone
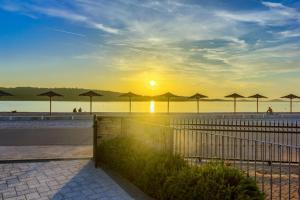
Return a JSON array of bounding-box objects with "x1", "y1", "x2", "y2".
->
[
  {"x1": 16, "y1": 188, "x2": 36, "y2": 196},
  {"x1": 25, "y1": 192, "x2": 40, "y2": 200},
  {"x1": 5, "y1": 195, "x2": 26, "y2": 200},
  {"x1": 15, "y1": 185, "x2": 29, "y2": 192},
  {"x1": 2, "y1": 189, "x2": 17, "y2": 199},
  {"x1": 0, "y1": 184, "x2": 7, "y2": 191},
  {"x1": 36, "y1": 185, "x2": 50, "y2": 193},
  {"x1": 0, "y1": 160, "x2": 134, "y2": 200}
]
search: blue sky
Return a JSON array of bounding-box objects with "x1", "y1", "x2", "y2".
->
[{"x1": 0, "y1": 0, "x2": 300, "y2": 97}]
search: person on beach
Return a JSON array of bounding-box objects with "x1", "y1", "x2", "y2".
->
[
  {"x1": 78, "y1": 107, "x2": 82, "y2": 112},
  {"x1": 267, "y1": 106, "x2": 273, "y2": 114},
  {"x1": 73, "y1": 108, "x2": 77, "y2": 113}
]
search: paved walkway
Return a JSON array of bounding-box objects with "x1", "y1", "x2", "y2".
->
[
  {"x1": 0, "y1": 146, "x2": 92, "y2": 161},
  {"x1": 0, "y1": 160, "x2": 133, "y2": 200}
]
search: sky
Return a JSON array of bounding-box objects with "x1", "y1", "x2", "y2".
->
[{"x1": 0, "y1": 0, "x2": 300, "y2": 98}]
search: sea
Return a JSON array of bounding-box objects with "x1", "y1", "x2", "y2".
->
[{"x1": 0, "y1": 100, "x2": 299, "y2": 113}]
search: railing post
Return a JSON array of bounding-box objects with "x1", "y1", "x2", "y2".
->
[
  {"x1": 168, "y1": 127, "x2": 174, "y2": 155},
  {"x1": 298, "y1": 147, "x2": 300, "y2": 200},
  {"x1": 164, "y1": 116, "x2": 173, "y2": 155},
  {"x1": 121, "y1": 117, "x2": 125, "y2": 135},
  {"x1": 279, "y1": 145, "x2": 282, "y2": 200},
  {"x1": 93, "y1": 115, "x2": 98, "y2": 168}
]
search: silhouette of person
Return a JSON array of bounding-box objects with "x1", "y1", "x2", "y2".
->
[
  {"x1": 73, "y1": 108, "x2": 77, "y2": 113},
  {"x1": 78, "y1": 107, "x2": 82, "y2": 112},
  {"x1": 267, "y1": 107, "x2": 273, "y2": 114}
]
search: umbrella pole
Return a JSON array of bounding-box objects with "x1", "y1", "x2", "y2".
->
[
  {"x1": 197, "y1": 99, "x2": 199, "y2": 114},
  {"x1": 290, "y1": 98, "x2": 292, "y2": 113},
  {"x1": 50, "y1": 97, "x2": 52, "y2": 116},
  {"x1": 167, "y1": 98, "x2": 170, "y2": 114},
  {"x1": 129, "y1": 97, "x2": 132, "y2": 113},
  {"x1": 234, "y1": 97, "x2": 236, "y2": 113},
  {"x1": 257, "y1": 98, "x2": 259, "y2": 113},
  {"x1": 90, "y1": 96, "x2": 92, "y2": 115}
]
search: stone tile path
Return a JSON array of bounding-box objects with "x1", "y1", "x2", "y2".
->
[
  {"x1": 0, "y1": 146, "x2": 92, "y2": 161},
  {"x1": 0, "y1": 159, "x2": 133, "y2": 200}
]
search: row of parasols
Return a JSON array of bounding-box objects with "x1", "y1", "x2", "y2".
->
[{"x1": 0, "y1": 90, "x2": 299, "y2": 114}]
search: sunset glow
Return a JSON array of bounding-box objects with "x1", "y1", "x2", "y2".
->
[{"x1": 0, "y1": 1, "x2": 300, "y2": 98}]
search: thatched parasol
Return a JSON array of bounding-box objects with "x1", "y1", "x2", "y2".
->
[
  {"x1": 281, "y1": 94, "x2": 300, "y2": 113},
  {"x1": 189, "y1": 93, "x2": 208, "y2": 113},
  {"x1": 120, "y1": 92, "x2": 141, "y2": 113},
  {"x1": 155, "y1": 92, "x2": 179, "y2": 113},
  {"x1": 225, "y1": 93, "x2": 244, "y2": 113},
  {"x1": 79, "y1": 91, "x2": 102, "y2": 114},
  {"x1": 38, "y1": 91, "x2": 63, "y2": 115},
  {"x1": 0, "y1": 90, "x2": 13, "y2": 112},
  {"x1": 0, "y1": 90, "x2": 13, "y2": 97},
  {"x1": 248, "y1": 94, "x2": 267, "y2": 113}
]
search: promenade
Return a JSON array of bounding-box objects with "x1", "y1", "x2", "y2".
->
[
  {"x1": 0, "y1": 116, "x2": 93, "y2": 160},
  {"x1": 0, "y1": 159, "x2": 133, "y2": 200},
  {"x1": 0, "y1": 114, "x2": 151, "y2": 199}
]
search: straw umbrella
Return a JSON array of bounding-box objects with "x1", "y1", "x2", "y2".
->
[
  {"x1": 155, "y1": 92, "x2": 178, "y2": 113},
  {"x1": 0, "y1": 91, "x2": 13, "y2": 112},
  {"x1": 79, "y1": 91, "x2": 102, "y2": 114},
  {"x1": 120, "y1": 92, "x2": 141, "y2": 113},
  {"x1": 38, "y1": 91, "x2": 63, "y2": 115},
  {"x1": 281, "y1": 94, "x2": 300, "y2": 113},
  {"x1": 225, "y1": 93, "x2": 244, "y2": 113},
  {"x1": 248, "y1": 94, "x2": 267, "y2": 113},
  {"x1": 0, "y1": 90, "x2": 13, "y2": 98},
  {"x1": 189, "y1": 93, "x2": 208, "y2": 113}
]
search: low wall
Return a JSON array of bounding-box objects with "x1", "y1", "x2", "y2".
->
[{"x1": 0, "y1": 115, "x2": 93, "y2": 121}]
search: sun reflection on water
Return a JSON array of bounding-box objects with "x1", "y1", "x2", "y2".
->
[{"x1": 150, "y1": 100, "x2": 155, "y2": 113}]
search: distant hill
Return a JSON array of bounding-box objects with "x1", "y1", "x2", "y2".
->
[{"x1": 268, "y1": 99, "x2": 286, "y2": 102}]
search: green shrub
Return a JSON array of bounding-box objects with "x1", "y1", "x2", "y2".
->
[
  {"x1": 162, "y1": 163, "x2": 264, "y2": 200},
  {"x1": 98, "y1": 136, "x2": 187, "y2": 198},
  {"x1": 97, "y1": 136, "x2": 264, "y2": 200},
  {"x1": 137, "y1": 153, "x2": 187, "y2": 199},
  {"x1": 97, "y1": 136, "x2": 152, "y2": 181}
]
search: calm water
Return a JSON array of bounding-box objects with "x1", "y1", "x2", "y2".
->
[{"x1": 0, "y1": 101, "x2": 299, "y2": 113}]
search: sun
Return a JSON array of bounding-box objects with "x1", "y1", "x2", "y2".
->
[{"x1": 149, "y1": 80, "x2": 156, "y2": 87}]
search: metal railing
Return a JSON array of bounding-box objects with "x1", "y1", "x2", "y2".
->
[
  {"x1": 170, "y1": 119, "x2": 300, "y2": 200},
  {"x1": 94, "y1": 116, "x2": 300, "y2": 200}
]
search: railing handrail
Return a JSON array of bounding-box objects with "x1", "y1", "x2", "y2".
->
[{"x1": 125, "y1": 118, "x2": 300, "y2": 149}]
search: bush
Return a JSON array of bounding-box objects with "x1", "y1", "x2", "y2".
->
[
  {"x1": 97, "y1": 136, "x2": 264, "y2": 200},
  {"x1": 137, "y1": 153, "x2": 187, "y2": 199},
  {"x1": 98, "y1": 136, "x2": 152, "y2": 181},
  {"x1": 98, "y1": 136, "x2": 187, "y2": 199},
  {"x1": 162, "y1": 163, "x2": 264, "y2": 200}
]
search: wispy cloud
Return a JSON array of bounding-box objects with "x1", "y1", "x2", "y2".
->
[
  {"x1": 278, "y1": 29, "x2": 300, "y2": 38},
  {"x1": 49, "y1": 28, "x2": 86, "y2": 37},
  {"x1": 1, "y1": 0, "x2": 300, "y2": 93},
  {"x1": 216, "y1": 1, "x2": 300, "y2": 26},
  {"x1": 66, "y1": 0, "x2": 300, "y2": 82},
  {"x1": 31, "y1": 6, "x2": 119, "y2": 34},
  {"x1": 0, "y1": 2, "x2": 119, "y2": 34}
]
